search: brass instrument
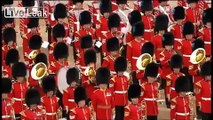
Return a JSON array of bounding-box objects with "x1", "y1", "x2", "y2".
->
[
  {"x1": 84, "y1": 66, "x2": 96, "y2": 84},
  {"x1": 141, "y1": 100, "x2": 147, "y2": 120},
  {"x1": 190, "y1": 48, "x2": 206, "y2": 64},
  {"x1": 136, "y1": 53, "x2": 152, "y2": 70},
  {"x1": 31, "y1": 62, "x2": 48, "y2": 80},
  {"x1": 28, "y1": 50, "x2": 39, "y2": 60},
  {"x1": 186, "y1": 92, "x2": 197, "y2": 120}
]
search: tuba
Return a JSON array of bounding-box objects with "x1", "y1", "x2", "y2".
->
[
  {"x1": 190, "y1": 48, "x2": 206, "y2": 64},
  {"x1": 136, "y1": 53, "x2": 153, "y2": 70},
  {"x1": 28, "y1": 50, "x2": 39, "y2": 60},
  {"x1": 84, "y1": 66, "x2": 96, "y2": 80},
  {"x1": 31, "y1": 62, "x2": 48, "y2": 80}
]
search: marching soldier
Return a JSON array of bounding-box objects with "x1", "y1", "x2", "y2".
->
[
  {"x1": 166, "y1": 54, "x2": 185, "y2": 119},
  {"x1": 96, "y1": 0, "x2": 112, "y2": 39},
  {"x1": 159, "y1": 32, "x2": 176, "y2": 108},
  {"x1": 195, "y1": 61, "x2": 211, "y2": 120},
  {"x1": 172, "y1": 76, "x2": 191, "y2": 120},
  {"x1": 168, "y1": 6, "x2": 185, "y2": 51},
  {"x1": 185, "y1": 0, "x2": 202, "y2": 37},
  {"x1": 91, "y1": 67, "x2": 114, "y2": 120},
  {"x1": 73, "y1": 11, "x2": 96, "y2": 58},
  {"x1": 24, "y1": 35, "x2": 42, "y2": 68},
  {"x1": 20, "y1": 88, "x2": 46, "y2": 119},
  {"x1": 2, "y1": 78, "x2": 15, "y2": 120},
  {"x1": 29, "y1": 53, "x2": 48, "y2": 97},
  {"x1": 3, "y1": 49, "x2": 19, "y2": 79},
  {"x1": 198, "y1": 8, "x2": 211, "y2": 58},
  {"x1": 76, "y1": 35, "x2": 93, "y2": 70},
  {"x1": 140, "y1": 62, "x2": 160, "y2": 120},
  {"x1": 63, "y1": 67, "x2": 80, "y2": 114},
  {"x1": 109, "y1": 57, "x2": 129, "y2": 120},
  {"x1": 11, "y1": 62, "x2": 28, "y2": 119},
  {"x1": 87, "y1": 0, "x2": 100, "y2": 27},
  {"x1": 102, "y1": 37, "x2": 120, "y2": 75},
  {"x1": 126, "y1": 21, "x2": 146, "y2": 71},
  {"x1": 69, "y1": 86, "x2": 91, "y2": 120},
  {"x1": 124, "y1": 83, "x2": 142, "y2": 120},
  {"x1": 82, "y1": 49, "x2": 97, "y2": 99},
  {"x1": 151, "y1": 14, "x2": 169, "y2": 61},
  {"x1": 41, "y1": 76, "x2": 62, "y2": 119},
  {"x1": 141, "y1": 0, "x2": 154, "y2": 42},
  {"x1": 2, "y1": 28, "x2": 17, "y2": 67}
]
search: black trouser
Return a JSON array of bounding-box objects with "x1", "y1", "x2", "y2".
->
[
  {"x1": 147, "y1": 115, "x2": 157, "y2": 120},
  {"x1": 202, "y1": 112, "x2": 212, "y2": 120},
  {"x1": 115, "y1": 106, "x2": 125, "y2": 120},
  {"x1": 15, "y1": 114, "x2": 21, "y2": 120}
]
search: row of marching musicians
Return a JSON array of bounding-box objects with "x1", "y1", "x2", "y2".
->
[{"x1": 2, "y1": 52, "x2": 211, "y2": 120}]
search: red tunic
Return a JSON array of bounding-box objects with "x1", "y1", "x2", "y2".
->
[
  {"x1": 151, "y1": 34, "x2": 163, "y2": 61},
  {"x1": 63, "y1": 86, "x2": 77, "y2": 111},
  {"x1": 109, "y1": 75, "x2": 129, "y2": 106},
  {"x1": 68, "y1": 7, "x2": 84, "y2": 32},
  {"x1": 20, "y1": 106, "x2": 46, "y2": 120},
  {"x1": 102, "y1": 54, "x2": 120, "y2": 75},
  {"x1": 69, "y1": 107, "x2": 91, "y2": 120},
  {"x1": 198, "y1": 27, "x2": 211, "y2": 56},
  {"x1": 2, "y1": 98, "x2": 14, "y2": 120},
  {"x1": 95, "y1": 16, "x2": 109, "y2": 39},
  {"x1": 91, "y1": 89, "x2": 114, "y2": 120},
  {"x1": 124, "y1": 104, "x2": 141, "y2": 120},
  {"x1": 180, "y1": 39, "x2": 193, "y2": 68},
  {"x1": 41, "y1": 95, "x2": 60, "y2": 120},
  {"x1": 142, "y1": 15, "x2": 154, "y2": 41}
]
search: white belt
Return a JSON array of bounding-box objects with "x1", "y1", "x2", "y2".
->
[
  {"x1": 174, "y1": 38, "x2": 182, "y2": 41},
  {"x1": 144, "y1": 29, "x2": 153, "y2": 32},
  {"x1": 144, "y1": 98, "x2": 157, "y2": 101},
  {"x1": 201, "y1": 97, "x2": 211, "y2": 101},
  {"x1": 80, "y1": 66, "x2": 87, "y2": 69},
  {"x1": 171, "y1": 87, "x2": 175, "y2": 90},
  {"x1": 114, "y1": 91, "x2": 127, "y2": 94},
  {"x1": 182, "y1": 54, "x2": 191, "y2": 57},
  {"x1": 204, "y1": 41, "x2": 211, "y2": 44},
  {"x1": 2, "y1": 115, "x2": 11, "y2": 118},
  {"x1": 68, "y1": 99, "x2": 75, "y2": 102},
  {"x1": 13, "y1": 98, "x2": 24, "y2": 101},
  {"x1": 176, "y1": 112, "x2": 190, "y2": 116},
  {"x1": 46, "y1": 112, "x2": 56, "y2": 115},
  {"x1": 101, "y1": 31, "x2": 108, "y2": 34},
  {"x1": 111, "y1": 71, "x2": 116, "y2": 74},
  {"x1": 132, "y1": 57, "x2": 139, "y2": 60}
]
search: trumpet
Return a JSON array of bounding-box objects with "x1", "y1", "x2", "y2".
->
[{"x1": 28, "y1": 50, "x2": 39, "y2": 60}]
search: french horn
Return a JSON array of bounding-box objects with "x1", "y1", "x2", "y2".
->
[
  {"x1": 136, "y1": 53, "x2": 152, "y2": 70},
  {"x1": 28, "y1": 50, "x2": 39, "y2": 60},
  {"x1": 190, "y1": 48, "x2": 206, "y2": 64},
  {"x1": 31, "y1": 62, "x2": 47, "y2": 80}
]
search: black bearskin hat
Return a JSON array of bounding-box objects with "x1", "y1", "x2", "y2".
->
[
  {"x1": 53, "y1": 42, "x2": 69, "y2": 60},
  {"x1": 52, "y1": 24, "x2": 66, "y2": 41},
  {"x1": 74, "y1": 86, "x2": 87, "y2": 103},
  {"x1": 114, "y1": 56, "x2": 127, "y2": 72},
  {"x1": 187, "y1": 0, "x2": 198, "y2": 4},
  {"x1": 84, "y1": 49, "x2": 96, "y2": 65},
  {"x1": 34, "y1": 53, "x2": 48, "y2": 66},
  {"x1": 54, "y1": 3, "x2": 67, "y2": 20},
  {"x1": 162, "y1": 32, "x2": 174, "y2": 48},
  {"x1": 158, "y1": 0, "x2": 168, "y2": 2},
  {"x1": 28, "y1": 35, "x2": 42, "y2": 50},
  {"x1": 173, "y1": 6, "x2": 185, "y2": 21},
  {"x1": 128, "y1": 83, "x2": 141, "y2": 101},
  {"x1": 42, "y1": 76, "x2": 56, "y2": 93},
  {"x1": 141, "y1": 0, "x2": 153, "y2": 13},
  {"x1": 25, "y1": 88, "x2": 41, "y2": 107},
  {"x1": 27, "y1": 18, "x2": 39, "y2": 28},
  {"x1": 12, "y1": 62, "x2": 27, "y2": 79},
  {"x1": 192, "y1": 39, "x2": 205, "y2": 51},
  {"x1": 144, "y1": 62, "x2": 159, "y2": 78},
  {"x1": 106, "y1": 37, "x2": 119, "y2": 52},
  {"x1": 175, "y1": 76, "x2": 190, "y2": 93},
  {"x1": 2, "y1": 11, "x2": 14, "y2": 26},
  {"x1": 3, "y1": 27, "x2": 16, "y2": 44},
  {"x1": 2, "y1": 0, "x2": 13, "y2": 5},
  {"x1": 79, "y1": 11, "x2": 91, "y2": 26},
  {"x1": 182, "y1": 21, "x2": 194, "y2": 36},
  {"x1": 66, "y1": 67, "x2": 80, "y2": 84},
  {"x1": 2, "y1": 78, "x2": 12, "y2": 93},
  {"x1": 108, "y1": 13, "x2": 120, "y2": 30},
  {"x1": 132, "y1": 21, "x2": 144, "y2": 37},
  {"x1": 201, "y1": 61, "x2": 211, "y2": 76},
  {"x1": 170, "y1": 54, "x2": 183, "y2": 69},
  {"x1": 129, "y1": 10, "x2": 142, "y2": 26},
  {"x1": 22, "y1": 0, "x2": 35, "y2": 7},
  {"x1": 96, "y1": 67, "x2": 110, "y2": 85},
  {"x1": 100, "y1": 0, "x2": 112, "y2": 15},
  {"x1": 80, "y1": 35, "x2": 92, "y2": 49},
  {"x1": 73, "y1": 0, "x2": 84, "y2": 4},
  {"x1": 154, "y1": 14, "x2": 169, "y2": 32},
  {"x1": 141, "y1": 42, "x2": 154, "y2": 56},
  {"x1": 202, "y1": 8, "x2": 211, "y2": 25},
  {"x1": 5, "y1": 49, "x2": 19, "y2": 66},
  {"x1": 116, "y1": 0, "x2": 127, "y2": 4}
]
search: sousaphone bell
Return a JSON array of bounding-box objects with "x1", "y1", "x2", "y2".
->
[
  {"x1": 31, "y1": 62, "x2": 48, "y2": 80},
  {"x1": 136, "y1": 53, "x2": 152, "y2": 70},
  {"x1": 190, "y1": 48, "x2": 206, "y2": 64}
]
